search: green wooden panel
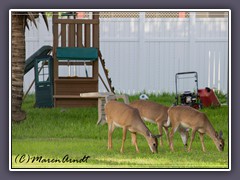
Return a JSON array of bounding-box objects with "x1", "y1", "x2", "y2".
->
[{"x1": 56, "y1": 47, "x2": 98, "y2": 60}]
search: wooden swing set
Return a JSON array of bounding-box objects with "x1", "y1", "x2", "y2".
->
[{"x1": 52, "y1": 11, "x2": 115, "y2": 107}]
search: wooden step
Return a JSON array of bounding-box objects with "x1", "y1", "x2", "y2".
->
[{"x1": 54, "y1": 95, "x2": 81, "y2": 99}]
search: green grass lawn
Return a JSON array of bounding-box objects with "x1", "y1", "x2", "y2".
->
[{"x1": 11, "y1": 93, "x2": 229, "y2": 169}]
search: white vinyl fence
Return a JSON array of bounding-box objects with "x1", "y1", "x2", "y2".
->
[{"x1": 24, "y1": 12, "x2": 229, "y2": 94}]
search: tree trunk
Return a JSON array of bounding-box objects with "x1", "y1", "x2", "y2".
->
[{"x1": 11, "y1": 13, "x2": 26, "y2": 121}]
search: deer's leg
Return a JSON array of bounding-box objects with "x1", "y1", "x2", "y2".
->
[
  {"x1": 178, "y1": 126, "x2": 189, "y2": 147},
  {"x1": 131, "y1": 132, "x2": 139, "y2": 153},
  {"x1": 157, "y1": 122, "x2": 164, "y2": 147},
  {"x1": 169, "y1": 129, "x2": 174, "y2": 151},
  {"x1": 163, "y1": 126, "x2": 170, "y2": 146},
  {"x1": 199, "y1": 133, "x2": 206, "y2": 152},
  {"x1": 169, "y1": 123, "x2": 179, "y2": 151},
  {"x1": 188, "y1": 129, "x2": 197, "y2": 152},
  {"x1": 108, "y1": 122, "x2": 115, "y2": 150},
  {"x1": 120, "y1": 127, "x2": 127, "y2": 153}
]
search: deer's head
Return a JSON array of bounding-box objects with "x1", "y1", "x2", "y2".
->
[
  {"x1": 215, "y1": 130, "x2": 224, "y2": 151},
  {"x1": 146, "y1": 131, "x2": 161, "y2": 153}
]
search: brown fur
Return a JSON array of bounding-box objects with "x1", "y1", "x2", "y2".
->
[
  {"x1": 130, "y1": 100, "x2": 189, "y2": 147},
  {"x1": 168, "y1": 105, "x2": 224, "y2": 152},
  {"x1": 105, "y1": 101, "x2": 161, "y2": 153}
]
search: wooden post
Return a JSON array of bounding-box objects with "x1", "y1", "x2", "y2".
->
[
  {"x1": 93, "y1": 12, "x2": 99, "y2": 81},
  {"x1": 69, "y1": 23, "x2": 75, "y2": 47},
  {"x1": 61, "y1": 24, "x2": 66, "y2": 47},
  {"x1": 93, "y1": 12, "x2": 100, "y2": 112},
  {"x1": 53, "y1": 12, "x2": 59, "y2": 106},
  {"x1": 53, "y1": 13, "x2": 59, "y2": 80}
]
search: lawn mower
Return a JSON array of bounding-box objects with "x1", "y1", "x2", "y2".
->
[{"x1": 174, "y1": 71, "x2": 202, "y2": 109}]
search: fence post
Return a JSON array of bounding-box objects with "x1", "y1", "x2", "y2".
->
[
  {"x1": 189, "y1": 12, "x2": 196, "y2": 68},
  {"x1": 138, "y1": 12, "x2": 145, "y2": 93}
]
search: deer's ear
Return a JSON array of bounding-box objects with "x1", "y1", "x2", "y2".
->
[
  {"x1": 154, "y1": 134, "x2": 162, "y2": 138},
  {"x1": 219, "y1": 130, "x2": 223, "y2": 138},
  {"x1": 146, "y1": 131, "x2": 151, "y2": 137}
]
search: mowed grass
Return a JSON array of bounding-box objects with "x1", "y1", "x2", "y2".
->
[{"x1": 11, "y1": 93, "x2": 229, "y2": 169}]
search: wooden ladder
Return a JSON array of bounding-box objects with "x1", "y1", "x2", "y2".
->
[{"x1": 98, "y1": 51, "x2": 115, "y2": 93}]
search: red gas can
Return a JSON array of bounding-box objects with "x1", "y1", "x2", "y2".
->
[{"x1": 198, "y1": 87, "x2": 221, "y2": 107}]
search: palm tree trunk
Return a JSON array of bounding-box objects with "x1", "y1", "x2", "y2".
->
[{"x1": 11, "y1": 13, "x2": 26, "y2": 121}]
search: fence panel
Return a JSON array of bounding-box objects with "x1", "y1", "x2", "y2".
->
[{"x1": 24, "y1": 12, "x2": 229, "y2": 94}]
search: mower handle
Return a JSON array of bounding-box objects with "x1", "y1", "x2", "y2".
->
[
  {"x1": 175, "y1": 71, "x2": 199, "y2": 105},
  {"x1": 176, "y1": 71, "x2": 198, "y2": 76}
]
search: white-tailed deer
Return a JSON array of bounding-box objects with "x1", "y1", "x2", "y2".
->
[
  {"x1": 168, "y1": 105, "x2": 224, "y2": 152},
  {"x1": 130, "y1": 100, "x2": 189, "y2": 147},
  {"x1": 105, "y1": 100, "x2": 161, "y2": 153}
]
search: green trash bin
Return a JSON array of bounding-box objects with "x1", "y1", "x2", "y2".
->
[{"x1": 34, "y1": 55, "x2": 54, "y2": 108}]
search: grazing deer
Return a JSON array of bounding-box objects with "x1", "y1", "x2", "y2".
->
[
  {"x1": 105, "y1": 100, "x2": 161, "y2": 153},
  {"x1": 168, "y1": 105, "x2": 224, "y2": 152},
  {"x1": 130, "y1": 100, "x2": 189, "y2": 147}
]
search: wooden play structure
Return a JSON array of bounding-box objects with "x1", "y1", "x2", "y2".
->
[
  {"x1": 52, "y1": 12, "x2": 114, "y2": 107},
  {"x1": 24, "y1": 12, "x2": 116, "y2": 108},
  {"x1": 24, "y1": 11, "x2": 130, "y2": 124}
]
